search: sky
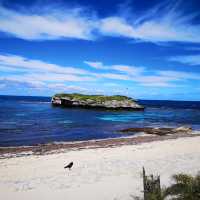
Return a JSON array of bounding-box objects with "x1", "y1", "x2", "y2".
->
[{"x1": 0, "y1": 0, "x2": 200, "y2": 100}]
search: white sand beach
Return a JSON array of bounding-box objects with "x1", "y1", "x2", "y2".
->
[{"x1": 0, "y1": 136, "x2": 200, "y2": 200}]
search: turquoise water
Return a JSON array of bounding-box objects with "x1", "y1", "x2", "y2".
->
[{"x1": 0, "y1": 95, "x2": 200, "y2": 147}]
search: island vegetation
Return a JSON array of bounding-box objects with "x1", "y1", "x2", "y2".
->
[
  {"x1": 53, "y1": 93, "x2": 133, "y2": 101},
  {"x1": 52, "y1": 93, "x2": 144, "y2": 110}
]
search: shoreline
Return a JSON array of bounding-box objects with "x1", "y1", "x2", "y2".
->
[
  {"x1": 1, "y1": 132, "x2": 199, "y2": 158},
  {"x1": 0, "y1": 136, "x2": 200, "y2": 200}
]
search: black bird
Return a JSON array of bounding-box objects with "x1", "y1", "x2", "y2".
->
[{"x1": 64, "y1": 162, "x2": 73, "y2": 170}]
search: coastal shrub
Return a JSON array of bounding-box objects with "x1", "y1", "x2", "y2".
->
[
  {"x1": 134, "y1": 170, "x2": 200, "y2": 200},
  {"x1": 53, "y1": 93, "x2": 134, "y2": 102},
  {"x1": 164, "y1": 172, "x2": 200, "y2": 200}
]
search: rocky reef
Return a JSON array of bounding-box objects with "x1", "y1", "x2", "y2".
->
[
  {"x1": 120, "y1": 126, "x2": 192, "y2": 136},
  {"x1": 51, "y1": 93, "x2": 144, "y2": 110}
]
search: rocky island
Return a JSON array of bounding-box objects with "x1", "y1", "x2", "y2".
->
[{"x1": 51, "y1": 93, "x2": 144, "y2": 110}]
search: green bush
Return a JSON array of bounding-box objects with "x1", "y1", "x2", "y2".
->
[
  {"x1": 164, "y1": 172, "x2": 200, "y2": 200},
  {"x1": 53, "y1": 93, "x2": 133, "y2": 102},
  {"x1": 135, "y1": 170, "x2": 200, "y2": 200}
]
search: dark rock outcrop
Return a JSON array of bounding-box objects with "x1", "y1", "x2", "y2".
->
[
  {"x1": 120, "y1": 126, "x2": 192, "y2": 136},
  {"x1": 51, "y1": 93, "x2": 144, "y2": 110}
]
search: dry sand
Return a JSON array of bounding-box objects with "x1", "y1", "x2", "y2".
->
[{"x1": 0, "y1": 136, "x2": 200, "y2": 200}]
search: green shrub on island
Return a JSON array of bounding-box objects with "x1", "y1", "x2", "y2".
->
[{"x1": 53, "y1": 93, "x2": 133, "y2": 102}]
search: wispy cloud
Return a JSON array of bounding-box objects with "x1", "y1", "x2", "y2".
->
[
  {"x1": 85, "y1": 61, "x2": 144, "y2": 75},
  {"x1": 158, "y1": 70, "x2": 200, "y2": 80},
  {"x1": 0, "y1": 54, "x2": 97, "y2": 94},
  {"x1": 0, "y1": 1, "x2": 200, "y2": 43},
  {"x1": 0, "y1": 77, "x2": 43, "y2": 88},
  {"x1": 0, "y1": 54, "x2": 89, "y2": 75},
  {"x1": 169, "y1": 55, "x2": 200, "y2": 65},
  {"x1": 1, "y1": 54, "x2": 200, "y2": 95},
  {"x1": 99, "y1": 1, "x2": 200, "y2": 43},
  {"x1": 85, "y1": 60, "x2": 200, "y2": 87},
  {"x1": 84, "y1": 61, "x2": 107, "y2": 69},
  {"x1": 0, "y1": 5, "x2": 97, "y2": 40},
  {"x1": 0, "y1": 78, "x2": 90, "y2": 94}
]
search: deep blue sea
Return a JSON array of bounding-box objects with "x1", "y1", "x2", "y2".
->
[{"x1": 0, "y1": 95, "x2": 200, "y2": 147}]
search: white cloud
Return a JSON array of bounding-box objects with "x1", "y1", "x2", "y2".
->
[
  {"x1": 98, "y1": 0, "x2": 200, "y2": 43},
  {"x1": 84, "y1": 61, "x2": 106, "y2": 69},
  {"x1": 132, "y1": 75, "x2": 177, "y2": 87},
  {"x1": 112, "y1": 65, "x2": 144, "y2": 75},
  {"x1": 99, "y1": 14, "x2": 200, "y2": 43},
  {"x1": 43, "y1": 83, "x2": 89, "y2": 92},
  {"x1": 85, "y1": 61, "x2": 144, "y2": 75},
  {"x1": 1, "y1": 54, "x2": 200, "y2": 93},
  {"x1": 85, "y1": 60, "x2": 200, "y2": 87},
  {"x1": 25, "y1": 73, "x2": 95, "y2": 82},
  {"x1": 139, "y1": 82, "x2": 175, "y2": 87},
  {"x1": 99, "y1": 17, "x2": 136, "y2": 38},
  {"x1": 0, "y1": 77, "x2": 89, "y2": 93},
  {"x1": 0, "y1": 77, "x2": 45, "y2": 89},
  {"x1": 0, "y1": 54, "x2": 92, "y2": 76},
  {"x1": 99, "y1": 73, "x2": 131, "y2": 81},
  {"x1": 0, "y1": 6, "x2": 97, "y2": 40},
  {"x1": 169, "y1": 55, "x2": 200, "y2": 66},
  {"x1": 0, "y1": 54, "x2": 97, "y2": 94},
  {"x1": 158, "y1": 70, "x2": 200, "y2": 80},
  {"x1": 0, "y1": 2, "x2": 200, "y2": 43}
]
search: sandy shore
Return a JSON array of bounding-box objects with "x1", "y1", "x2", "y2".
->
[
  {"x1": 0, "y1": 136, "x2": 200, "y2": 200},
  {"x1": 0, "y1": 132, "x2": 198, "y2": 157}
]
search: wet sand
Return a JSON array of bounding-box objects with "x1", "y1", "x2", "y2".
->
[{"x1": 0, "y1": 132, "x2": 198, "y2": 157}]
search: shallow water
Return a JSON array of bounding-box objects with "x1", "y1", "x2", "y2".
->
[{"x1": 0, "y1": 95, "x2": 200, "y2": 147}]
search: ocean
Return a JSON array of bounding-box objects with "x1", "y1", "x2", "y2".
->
[{"x1": 0, "y1": 95, "x2": 200, "y2": 147}]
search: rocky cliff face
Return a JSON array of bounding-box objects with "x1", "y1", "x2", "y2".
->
[{"x1": 51, "y1": 94, "x2": 144, "y2": 110}]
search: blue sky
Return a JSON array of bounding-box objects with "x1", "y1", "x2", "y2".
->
[{"x1": 0, "y1": 0, "x2": 200, "y2": 100}]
